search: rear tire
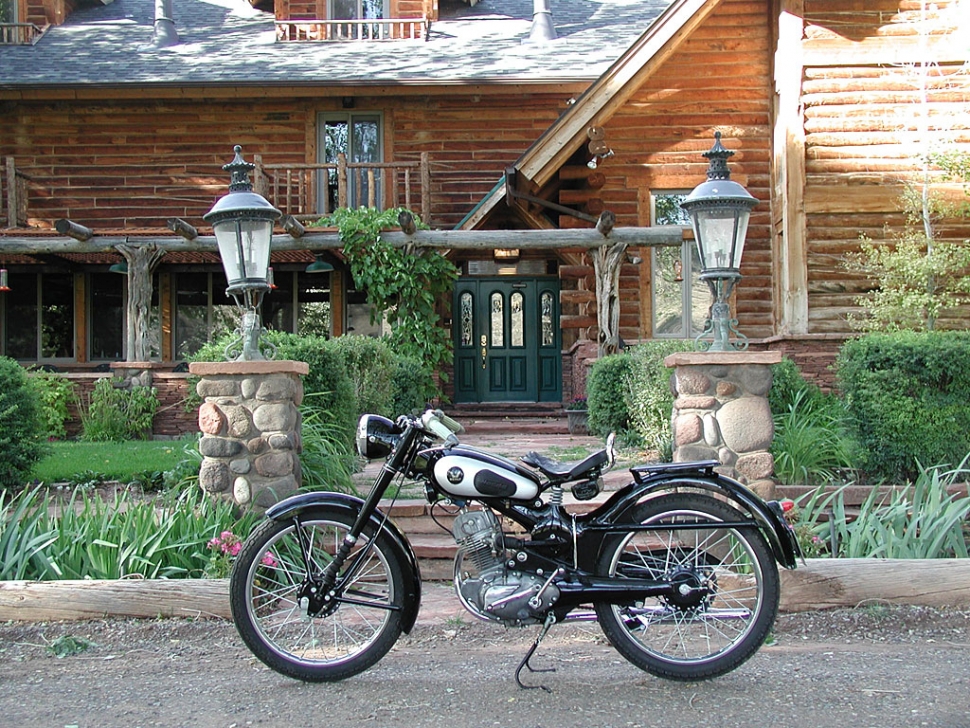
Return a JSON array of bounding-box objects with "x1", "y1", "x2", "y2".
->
[
  {"x1": 229, "y1": 507, "x2": 407, "y2": 682},
  {"x1": 594, "y1": 492, "x2": 779, "y2": 680}
]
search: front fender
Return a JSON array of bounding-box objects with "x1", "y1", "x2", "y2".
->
[
  {"x1": 593, "y1": 462, "x2": 800, "y2": 569},
  {"x1": 265, "y1": 491, "x2": 422, "y2": 633}
]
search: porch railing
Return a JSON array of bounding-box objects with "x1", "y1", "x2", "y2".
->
[
  {"x1": 2, "y1": 157, "x2": 32, "y2": 228},
  {"x1": 254, "y1": 152, "x2": 432, "y2": 226},
  {"x1": 0, "y1": 22, "x2": 47, "y2": 45},
  {"x1": 275, "y1": 17, "x2": 429, "y2": 42}
]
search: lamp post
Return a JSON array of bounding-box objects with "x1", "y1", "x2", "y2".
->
[
  {"x1": 204, "y1": 146, "x2": 282, "y2": 361},
  {"x1": 680, "y1": 132, "x2": 758, "y2": 352}
]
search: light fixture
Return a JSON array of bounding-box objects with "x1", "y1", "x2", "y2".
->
[
  {"x1": 0, "y1": 269, "x2": 9, "y2": 292},
  {"x1": 109, "y1": 260, "x2": 128, "y2": 275},
  {"x1": 493, "y1": 248, "x2": 520, "y2": 262},
  {"x1": 267, "y1": 266, "x2": 277, "y2": 290},
  {"x1": 306, "y1": 254, "x2": 334, "y2": 274},
  {"x1": 680, "y1": 132, "x2": 757, "y2": 352},
  {"x1": 203, "y1": 145, "x2": 282, "y2": 361}
]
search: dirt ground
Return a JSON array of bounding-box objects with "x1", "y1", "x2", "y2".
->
[{"x1": 3, "y1": 603, "x2": 970, "y2": 728}]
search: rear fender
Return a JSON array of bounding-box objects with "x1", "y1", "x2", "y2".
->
[
  {"x1": 594, "y1": 462, "x2": 800, "y2": 569},
  {"x1": 265, "y1": 492, "x2": 422, "y2": 633}
]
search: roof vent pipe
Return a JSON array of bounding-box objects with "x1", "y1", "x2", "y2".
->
[
  {"x1": 151, "y1": 0, "x2": 179, "y2": 47},
  {"x1": 524, "y1": 0, "x2": 557, "y2": 44}
]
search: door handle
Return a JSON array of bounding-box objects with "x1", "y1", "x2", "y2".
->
[{"x1": 480, "y1": 334, "x2": 487, "y2": 369}]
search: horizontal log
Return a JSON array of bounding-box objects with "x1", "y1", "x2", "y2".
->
[
  {"x1": 560, "y1": 289, "x2": 596, "y2": 305},
  {"x1": 560, "y1": 315, "x2": 597, "y2": 329},
  {"x1": 4, "y1": 559, "x2": 970, "y2": 621},
  {"x1": 558, "y1": 265, "x2": 594, "y2": 279},
  {"x1": 0, "y1": 226, "x2": 684, "y2": 254}
]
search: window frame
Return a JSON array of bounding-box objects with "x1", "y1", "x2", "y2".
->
[
  {"x1": 316, "y1": 111, "x2": 385, "y2": 212},
  {"x1": 650, "y1": 190, "x2": 707, "y2": 340}
]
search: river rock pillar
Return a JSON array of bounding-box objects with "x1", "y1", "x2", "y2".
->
[
  {"x1": 663, "y1": 351, "x2": 782, "y2": 499},
  {"x1": 189, "y1": 360, "x2": 309, "y2": 511}
]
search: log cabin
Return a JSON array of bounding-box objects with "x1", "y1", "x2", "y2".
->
[{"x1": 0, "y1": 0, "x2": 968, "y2": 435}]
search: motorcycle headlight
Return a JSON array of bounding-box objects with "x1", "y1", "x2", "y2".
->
[{"x1": 355, "y1": 414, "x2": 401, "y2": 460}]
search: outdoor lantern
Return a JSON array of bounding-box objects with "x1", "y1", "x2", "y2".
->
[
  {"x1": 204, "y1": 145, "x2": 282, "y2": 361},
  {"x1": 680, "y1": 132, "x2": 758, "y2": 352},
  {"x1": 0, "y1": 269, "x2": 8, "y2": 292}
]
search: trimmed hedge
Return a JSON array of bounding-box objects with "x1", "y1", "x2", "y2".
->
[
  {"x1": 0, "y1": 356, "x2": 50, "y2": 489},
  {"x1": 836, "y1": 331, "x2": 970, "y2": 482}
]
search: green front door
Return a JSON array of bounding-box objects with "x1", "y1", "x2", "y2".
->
[{"x1": 453, "y1": 277, "x2": 561, "y2": 403}]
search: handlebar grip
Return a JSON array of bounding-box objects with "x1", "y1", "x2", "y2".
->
[{"x1": 437, "y1": 411, "x2": 465, "y2": 434}]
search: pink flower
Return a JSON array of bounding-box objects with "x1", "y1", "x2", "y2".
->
[
  {"x1": 261, "y1": 552, "x2": 278, "y2": 568},
  {"x1": 228, "y1": 542, "x2": 242, "y2": 557}
]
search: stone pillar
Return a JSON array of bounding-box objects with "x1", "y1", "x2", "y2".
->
[
  {"x1": 188, "y1": 360, "x2": 309, "y2": 511},
  {"x1": 663, "y1": 351, "x2": 782, "y2": 499}
]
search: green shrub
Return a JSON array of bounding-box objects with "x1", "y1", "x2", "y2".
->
[
  {"x1": 836, "y1": 331, "x2": 970, "y2": 482},
  {"x1": 586, "y1": 354, "x2": 634, "y2": 438},
  {"x1": 626, "y1": 340, "x2": 696, "y2": 454},
  {"x1": 392, "y1": 354, "x2": 434, "y2": 415},
  {"x1": 298, "y1": 405, "x2": 358, "y2": 494},
  {"x1": 78, "y1": 378, "x2": 159, "y2": 442},
  {"x1": 771, "y1": 390, "x2": 855, "y2": 485},
  {"x1": 327, "y1": 335, "x2": 397, "y2": 417},
  {"x1": 25, "y1": 369, "x2": 74, "y2": 440},
  {"x1": 0, "y1": 357, "x2": 50, "y2": 489}
]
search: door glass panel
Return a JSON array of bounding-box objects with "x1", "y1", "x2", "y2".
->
[
  {"x1": 490, "y1": 292, "x2": 504, "y2": 347},
  {"x1": 541, "y1": 291, "x2": 554, "y2": 347},
  {"x1": 460, "y1": 291, "x2": 473, "y2": 347},
  {"x1": 510, "y1": 292, "x2": 524, "y2": 347}
]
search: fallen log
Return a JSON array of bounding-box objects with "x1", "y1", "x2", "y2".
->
[{"x1": 780, "y1": 558, "x2": 970, "y2": 612}]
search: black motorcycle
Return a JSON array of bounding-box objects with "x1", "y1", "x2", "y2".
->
[{"x1": 229, "y1": 408, "x2": 800, "y2": 688}]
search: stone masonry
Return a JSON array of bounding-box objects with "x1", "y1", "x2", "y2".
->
[
  {"x1": 189, "y1": 360, "x2": 309, "y2": 511},
  {"x1": 664, "y1": 351, "x2": 782, "y2": 499}
]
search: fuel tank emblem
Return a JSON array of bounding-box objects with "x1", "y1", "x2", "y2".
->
[{"x1": 446, "y1": 467, "x2": 464, "y2": 484}]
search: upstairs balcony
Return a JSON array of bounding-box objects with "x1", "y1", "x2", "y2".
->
[
  {"x1": 0, "y1": 22, "x2": 47, "y2": 45},
  {"x1": 0, "y1": 153, "x2": 432, "y2": 234}
]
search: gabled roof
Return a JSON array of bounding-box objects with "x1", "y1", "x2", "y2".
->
[
  {"x1": 458, "y1": 0, "x2": 721, "y2": 229},
  {"x1": 0, "y1": 0, "x2": 673, "y2": 91}
]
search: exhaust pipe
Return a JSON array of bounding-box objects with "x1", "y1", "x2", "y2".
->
[
  {"x1": 151, "y1": 0, "x2": 179, "y2": 47},
  {"x1": 525, "y1": 0, "x2": 556, "y2": 44}
]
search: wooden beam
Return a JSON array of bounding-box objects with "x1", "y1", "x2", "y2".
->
[{"x1": 0, "y1": 226, "x2": 685, "y2": 255}]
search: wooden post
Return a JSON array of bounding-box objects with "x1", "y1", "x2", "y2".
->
[
  {"x1": 4, "y1": 157, "x2": 15, "y2": 228},
  {"x1": 116, "y1": 243, "x2": 166, "y2": 363},
  {"x1": 420, "y1": 151, "x2": 431, "y2": 225},
  {"x1": 337, "y1": 153, "x2": 348, "y2": 209},
  {"x1": 591, "y1": 239, "x2": 628, "y2": 357}
]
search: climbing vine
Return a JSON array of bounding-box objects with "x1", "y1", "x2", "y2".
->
[{"x1": 318, "y1": 207, "x2": 458, "y2": 395}]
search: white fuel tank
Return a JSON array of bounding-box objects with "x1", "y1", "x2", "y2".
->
[{"x1": 432, "y1": 446, "x2": 540, "y2": 500}]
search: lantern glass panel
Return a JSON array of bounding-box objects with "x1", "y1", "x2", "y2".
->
[
  {"x1": 692, "y1": 208, "x2": 749, "y2": 272},
  {"x1": 213, "y1": 218, "x2": 273, "y2": 288}
]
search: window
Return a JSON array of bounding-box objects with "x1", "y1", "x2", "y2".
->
[
  {"x1": 318, "y1": 113, "x2": 383, "y2": 212},
  {"x1": 174, "y1": 272, "x2": 236, "y2": 359},
  {"x1": 262, "y1": 271, "x2": 332, "y2": 338},
  {"x1": 651, "y1": 192, "x2": 708, "y2": 338},
  {"x1": 330, "y1": 0, "x2": 386, "y2": 19},
  {"x1": 89, "y1": 273, "x2": 124, "y2": 360},
  {"x1": 3, "y1": 272, "x2": 74, "y2": 360}
]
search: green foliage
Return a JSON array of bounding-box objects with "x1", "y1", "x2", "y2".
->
[
  {"x1": 326, "y1": 334, "x2": 397, "y2": 417},
  {"x1": 625, "y1": 340, "x2": 696, "y2": 454},
  {"x1": 844, "y1": 151, "x2": 970, "y2": 332},
  {"x1": 586, "y1": 354, "x2": 634, "y2": 438},
  {"x1": 836, "y1": 331, "x2": 970, "y2": 482},
  {"x1": 0, "y1": 357, "x2": 50, "y2": 489},
  {"x1": 0, "y1": 485, "x2": 258, "y2": 580},
  {"x1": 771, "y1": 390, "x2": 855, "y2": 485},
  {"x1": 298, "y1": 406, "x2": 358, "y2": 494},
  {"x1": 47, "y1": 635, "x2": 96, "y2": 658},
  {"x1": 25, "y1": 369, "x2": 74, "y2": 440},
  {"x1": 321, "y1": 207, "x2": 456, "y2": 398},
  {"x1": 32, "y1": 439, "x2": 185, "y2": 485},
  {"x1": 78, "y1": 378, "x2": 159, "y2": 442},
  {"x1": 391, "y1": 354, "x2": 434, "y2": 415},
  {"x1": 794, "y1": 458, "x2": 970, "y2": 558}
]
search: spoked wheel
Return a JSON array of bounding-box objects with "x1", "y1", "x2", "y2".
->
[
  {"x1": 229, "y1": 507, "x2": 407, "y2": 682},
  {"x1": 595, "y1": 492, "x2": 780, "y2": 681}
]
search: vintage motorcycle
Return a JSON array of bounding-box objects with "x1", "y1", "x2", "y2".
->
[{"x1": 229, "y1": 408, "x2": 800, "y2": 688}]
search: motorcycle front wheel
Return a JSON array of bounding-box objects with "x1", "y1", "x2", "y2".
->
[
  {"x1": 594, "y1": 492, "x2": 780, "y2": 681},
  {"x1": 229, "y1": 507, "x2": 407, "y2": 682}
]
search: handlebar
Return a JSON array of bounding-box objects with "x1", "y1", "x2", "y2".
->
[{"x1": 419, "y1": 409, "x2": 464, "y2": 445}]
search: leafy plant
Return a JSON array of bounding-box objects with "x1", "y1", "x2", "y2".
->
[
  {"x1": 67, "y1": 470, "x2": 109, "y2": 490},
  {"x1": 626, "y1": 340, "x2": 695, "y2": 455},
  {"x1": 25, "y1": 369, "x2": 75, "y2": 440},
  {"x1": 586, "y1": 354, "x2": 633, "y2": 438},
  {"x1": 321, "y1": 207, "x2": 456, "y2": 402},
  {"x1": 298, "y1": 403, "x2": 358, "y2": 494},
  {"x1": 77, "y1": 378, "x2": 159, "y2": 442},
  {"x1": 0, "y1": 486, "x2": 58, "y2": 579},
  {"x1": 794, "y1": 458, "x2": 970, "y2": 559},
  {"x1": 0, "y1": 356, "x2": 50, "y2": 489},
  {"x1": 47, "y1": 635, "x2": 96, "y2": 658},
  {"x1": 771, "y1": 389, "x2": 855, "y2": 485}
]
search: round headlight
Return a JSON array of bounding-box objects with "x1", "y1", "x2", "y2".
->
[{"x1": 355, "y1": 414, "x2": 401, "y2": 460}]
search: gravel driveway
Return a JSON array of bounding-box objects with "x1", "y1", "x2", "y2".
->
[{"x1": 2, "y1": 604, "x2": 969, "y2": 728}]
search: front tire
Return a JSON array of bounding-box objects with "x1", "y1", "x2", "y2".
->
[
  {"x1": 594, "y1": 492, "x2": 780, "y2": 681},
  {"x1": 229, "y1": 507, "x2": 407, "y2": 682}
]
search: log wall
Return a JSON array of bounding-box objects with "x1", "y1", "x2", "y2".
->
[
  {"x1": 598, "y1": 0, "x2": 775, "y2": 342},
  {"x1": 0, "y1": 91, "x2": 571, "y2": 232},
  {"x1": 799, "y1": 0, "x2": 970, "y2": 333}
]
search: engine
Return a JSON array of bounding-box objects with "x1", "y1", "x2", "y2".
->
[{"x1": 451, "y1": 508, "x2": 559, "y2": 625}]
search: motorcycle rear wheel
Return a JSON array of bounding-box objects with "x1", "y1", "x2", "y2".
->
[
  {"x1": 594, "y1": 492, "x2": 779, "y2": 681},
  {"x1": 229, "y1": 507, "x2": 406, "y2": 682}
]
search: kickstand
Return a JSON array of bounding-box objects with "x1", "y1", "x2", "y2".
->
[{"x1": 514, "y1": 612, "x2": 557, "y2": 692}]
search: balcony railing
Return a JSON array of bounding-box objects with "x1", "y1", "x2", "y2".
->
[
  {"x1": 254, "y1": 152, "x2": 432, "y2": 226},
  {"x1": 275, "y1": 17, "x2": 429, "y2": 42},
  {"x1": 0, "y1": 22, "x2": 47, "y2": 45}
]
